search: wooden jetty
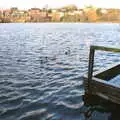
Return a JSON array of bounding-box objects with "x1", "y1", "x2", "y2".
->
[{"x1": 83, "y1": 45, "x2": 120, "y2": 106}]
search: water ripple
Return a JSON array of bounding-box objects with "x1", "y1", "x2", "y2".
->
[{"x1": 0, "y1": 23, "x2": 119, "y2": 120}]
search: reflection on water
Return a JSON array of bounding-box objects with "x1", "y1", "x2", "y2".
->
[{"x1": 0, "y1": 23, "x2": 120, "y2": 120}]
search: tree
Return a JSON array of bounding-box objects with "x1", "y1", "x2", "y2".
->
[
  {"x1": 84, "y1": 5, "x2": 95, "y2": 9},
  {"x1": 48, "y1": 9, "x2": 52, "y2": 13},
  {"x1": 96, "y1": 8, "x2": 102, "y2": 16},
  {"x1": 84, "y1": 5, "x2": 98, "y2": 22},
  {"x1": 10, "y1": 7, "x2": 18, "y2": 13},
  {"x1": 62, "y1": 4, "x2": 77, "y2": 12}
]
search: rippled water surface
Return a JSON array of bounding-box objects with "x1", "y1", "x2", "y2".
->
[{"x1": 0, "y1": 23, "x2": 120, "y2": 120}]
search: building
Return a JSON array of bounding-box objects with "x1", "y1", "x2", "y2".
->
[
  {"x1": 28, "y1": 8, "x2": 52, "y2": 22},
  {"x1": 51, "y1": 11, "x2": 64, "y2": 21}
]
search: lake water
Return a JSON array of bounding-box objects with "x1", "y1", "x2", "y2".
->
[{"x1": 0, "y1": 23, "x2": 120, "y2": 120}]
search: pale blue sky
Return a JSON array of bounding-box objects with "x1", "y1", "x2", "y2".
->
[{"x1": 0, "y1": 0, "x2": 120, "y2": 9}]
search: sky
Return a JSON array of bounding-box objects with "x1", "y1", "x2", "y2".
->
[{"x1": 0, "y1": 0, "x2": 120, "y2": 9}]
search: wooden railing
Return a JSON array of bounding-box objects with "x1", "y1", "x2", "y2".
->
[{"x1": 88, "y1": 45, "x2": 120, "y2": 90}]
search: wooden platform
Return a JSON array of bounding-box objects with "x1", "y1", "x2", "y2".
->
[{"x1": 84, "y1": 45, "x2": 120, "y2": 105}]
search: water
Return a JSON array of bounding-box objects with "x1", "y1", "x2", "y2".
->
[
  {"x1": 0, "y1": 23, "x2": 120, "y2": 120},
  {"x1": 109, "y1": 75, "x2": 120, "y2": 87}
]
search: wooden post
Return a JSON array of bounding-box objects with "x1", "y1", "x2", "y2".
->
[{"x1": 88, "y1": 46, "x2": 95, "y2": 91}]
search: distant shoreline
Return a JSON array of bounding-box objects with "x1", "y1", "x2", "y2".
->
[{"x1": 0, "y1": 21, "x2": 120, "y2": 23}]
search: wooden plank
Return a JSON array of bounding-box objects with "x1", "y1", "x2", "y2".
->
[
  {"x1": 84, "y1": 63, "x2": 120, "y2": 80},
  {"x1": 94, "y1": 64, "x2": 120, "y2": 80},
  {"x1": 93, "y1": 63, "x2": 120, "y2": 77},
  {"x1": 91, "y1": 78, "x2": 120, "y2": 95},
  {"x1": 91, "y1": 45, "x2": 120, "y2": 53},
  {"x1": 84, "y1": 75, "x2": 120, "y2": 104},
  {"x1": 89, "y1": 77, "x2": 120, "y2": 104}
]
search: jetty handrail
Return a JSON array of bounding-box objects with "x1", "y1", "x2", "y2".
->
[
  {"x1": 90, "y1": 45, "x2": 120, "y2": 53},
  {"x1": 88, "y1": 45, "x2": 120, "y2": 90}
]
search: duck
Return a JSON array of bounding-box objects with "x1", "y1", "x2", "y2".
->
[
  {"x1": 40, "y1": 56, "x2": 48, "y2": 64},
  {"x1": 65, "y1": 48, "x2": 71, "y2": 55}
]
